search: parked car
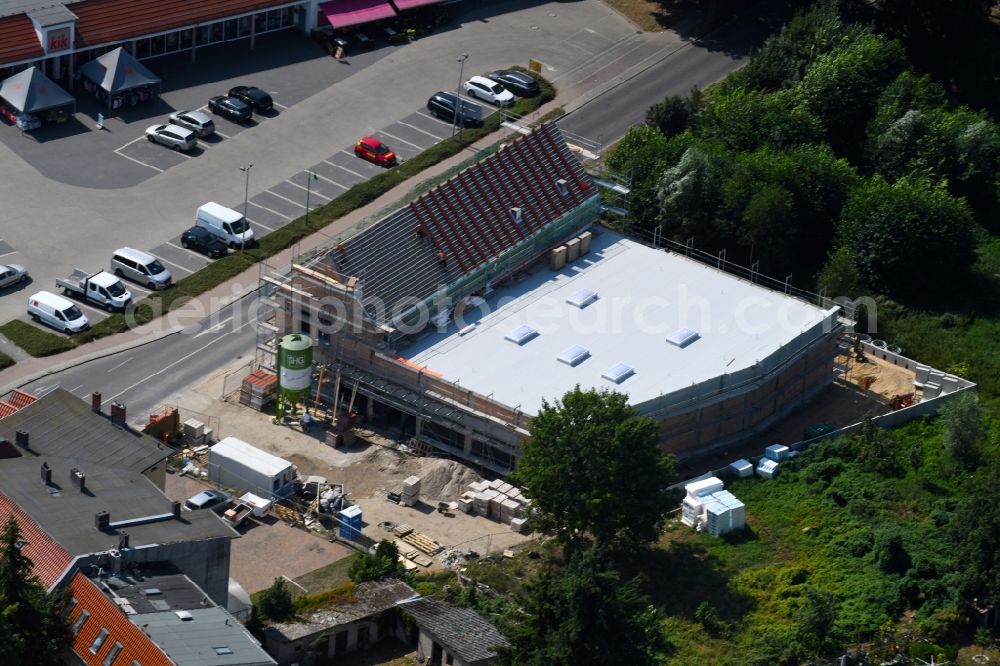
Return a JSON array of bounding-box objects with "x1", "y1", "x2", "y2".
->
[
  {"x1": 426, "y1": 92, "x2": 483, "y2": 127},
  {"x1": 463, "y1": 75, "x2": 514, "y2": 107},
  {"x1": 0, "y1": 264, "x2": 28, "y2": 289},
  {"x1": 227, "y1": 85, "x2": 273, "y2": 113},
  {"x1": 354, "y1": 136, "x2": 396, "y2": 167},
  {"x1": 168, "y1": 109, "x2": 215, "y2": 137},
  {"x1": 208, "y1": 95, "x2": 252, "y2": 123},
  {"x1": 180, "y1": 226, "x2": 228, "y2": 258},
  {"x1": 184, "y1": 489, "x2": 232, "y2": 513},
  {"x1": 145, "y1": 123, "x2": 197, "y2": 151},
  {"x1": 486, "y1": 70, "x2": 540, "y2": 97}
]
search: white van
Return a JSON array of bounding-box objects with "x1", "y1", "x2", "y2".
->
[
  {"x1": 111, "y1": 247, "x2": 172, "y2": 290},
  {"x1": 27, "y1": 291, "x2": 89, "y2": 334},
  {"x1": 195, "y1": 202, "x2": 255, "y2": 249}
]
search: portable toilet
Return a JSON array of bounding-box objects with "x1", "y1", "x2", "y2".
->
[
  {"x1": 728, "y1": 459, "x2": 753, "y2": 478},
  {"x1": 339, "y1": 505, "x2": 363, "y2": 540}
]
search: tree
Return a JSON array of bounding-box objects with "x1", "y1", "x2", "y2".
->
[
  {"x1": 951, "y1": 458, "x2": 1000, "y2": 605},
  {"x1": 256, "y1": 577, "x2": 294, "y2": 621},
  {"x1": 939, "y1": 390, "x2": 985, "y2": 467},
  {"x1": 497, "y1": 548, "x2": 667, "y2": 666},
  {"x1": 697, "y1": 88, "x2": 824, "y2": 153},
  {"x1": 857, "y1": 413, "x2": 899, "y2": 476},
  {"x1": 645, "y1": 94, "x2": 691, "y2": 137},
  {"x1": 513, "y1": 387, "x2": 676, "y2": 551},
  {"x1": 349, "y1": 540, "x2": 409, "y2": 584},
  {"x1": 655, "y1": 143, "x2": 730, "y2": 249},
  {"x1": 796, "y1": 587, "x2": 838, "y2": 657},
  {"x1": 908, "y1": 442, "x2": 924, "y2": 485},
  {"x1": 0, "y1": 516, "x2": 69, "y2": 664}
]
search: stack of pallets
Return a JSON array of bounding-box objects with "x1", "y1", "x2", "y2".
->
[
  {"x1": 239, "y1": 370, "x2": 277, "y2": 410},
  {"x1": 402, "y1": 531, "x2": 443, "y2": 556}
]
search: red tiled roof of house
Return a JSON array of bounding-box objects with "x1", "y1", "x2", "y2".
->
[
  {"x1": 0, "y1": 15, "x2": 43, "y2": 64},
  {"x1": 73, "y1": 0, "x2": 292, "y2": 47},
  {"x1": 6, "y1": 390, "x2": 38, "y2": 410},
  {"x1": 0, "y1": 402, "x2": 17, "y2": 419},
  {"x1": 68, "y1": 573, "x2": 174, "y2": 666},
  {"x1": 0, "y1": 492, "x2": 72, "y2": 589}
]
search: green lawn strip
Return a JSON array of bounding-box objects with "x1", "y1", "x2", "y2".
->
[
  {"x1": 0, "y1": 350, "x2": 14, "y2": 371},
  {"x1": 19, "y1": 70, "x2": 555, "y2": 351},
  {"x1": 290, "y1": 553, "x2": 359, "y2": 600},
  {"x1": 0, "y1": 320, "x2": 77, "y2": 357}
]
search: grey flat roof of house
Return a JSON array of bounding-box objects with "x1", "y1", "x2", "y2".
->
[
  {"x1": 140, "y1": 607, "x2": 275, "y2": 666},
  {"x1": 98, "y1": 566, "x2": 210, "y2": 614},
  {"x1": 0, "y1": 0, "x2": 79, "y2": 20},
  {"x1": 398, "y1": 597, "x2": 509, "y2": 663},
  {"x1": 0, "y1": 390, "x2": 234, "y2": 555},
  {"x1": 26, "y1": 3, "x2": 76, "y2": 25},
  {"x1": 268, "y1": 580, "x2": 415, "y2": 641}
]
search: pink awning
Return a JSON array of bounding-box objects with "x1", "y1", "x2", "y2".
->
[
  {"x1": 319, "y1": 0, "x2": 396, "y2": 29},
  {"x1": 393, "y1": 0, "x2": 444, "y2": 9}
]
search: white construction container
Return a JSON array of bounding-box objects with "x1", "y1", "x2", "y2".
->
[
  {"x1": 728, "y1": 459, "x2": 753, "y2": 478},
  {"x1": 685, "y1": 476, "x2": 724, "y2": 499},
  {"x1": 207, "y1": 437, "x2": 296, "y2": 499},
  {"x1": 765, "y1": 444, "x2": 790, "y2": 461},
  {"x1": 757, "y1": 459, "x2": 779, "y2": 479}
]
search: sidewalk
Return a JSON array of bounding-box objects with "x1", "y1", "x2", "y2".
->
[{"x1": 0, "y1": 93, "x2": 572, "y2": 397}]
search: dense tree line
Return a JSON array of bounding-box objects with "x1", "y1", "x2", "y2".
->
[{"x1": 610, "y1": 2, "x2": 1000, "y2": 304}]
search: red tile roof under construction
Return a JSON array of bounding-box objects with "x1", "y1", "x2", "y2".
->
[
  {"x1": 72, "y1": 0, "x2": 291, "y2": 47},
  {"x1": 0, "y1": 492, "x2": 72, "y2": 589},
  {"x1": 0, "y1": 15, "x2": 43, "y2": 64}
]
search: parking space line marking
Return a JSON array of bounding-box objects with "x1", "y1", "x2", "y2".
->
[
  {"x1": 376, "y1": 129, "x2": 423, "y2": 150},
  {"x1": 272, "y1": 101, "x2": 289, "y2": 110},
  {"x1": 214, "y1": 130, "x2": 231, "y2": 139},
  {"x1": 287, "y1": 180, "x2": 331, "y2": 199},
  {"x1": 415, "y1": 111, "x2": 441, "y2": 122},
  {"x1": 264, "y1": 189, "x2": 306, "y2": 208},
  {"x1": 155, "y1": 254, "x2": 197, "y2": 274},
  {"x1": 72, "y1": 300, "x2": 109, "y2": 318},
  {"x1": 113, "y1": 147, "x2": 163, "y2": 172},
  {"x1": 115, "y1": 135, "x2": 146, "y2": 152},
  {"x1": 244, "y1": 215, "x2": 280, "y2": 231},
  {"x1": 327, "y1": 158, "x2": 367, "y2": 179},
  {"x1": 166, "y1": 241, "x2": 219, "y2": 261},
  {"x1": 310, "y1": 171, "x2": 348, "y2": 189},
  {"x1": 248, "y1": 201, "x2": 293, "y2": 221},
  {"x1": 0, "y1": 249, "x2": 15, "y2": 258},
  {"x1": 398, "y1": 121, "x2": 443, "y2": 140}
]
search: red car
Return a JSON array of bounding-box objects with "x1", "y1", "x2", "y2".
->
[{"x1": 354, "y1": 136, "x2": 396, "y2": 167}]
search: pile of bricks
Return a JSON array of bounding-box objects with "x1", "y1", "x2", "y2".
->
[{"x1": 462, "y1": 479, "x2": 531, "y2": 532}]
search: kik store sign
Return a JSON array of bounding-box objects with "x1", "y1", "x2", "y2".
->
[{"x1": 47, "y1": 27, "x2": 71, "y2": 53}]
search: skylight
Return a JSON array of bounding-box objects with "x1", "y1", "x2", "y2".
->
[
  {"x1": 557, "y1": 345, "x2": 590, "y2": 366},
  {"x1": 666, "y1": 328, "x2": 700, "y2": 348},
  {"x1": 566, "y1": 288, "x2": 598, "y2": 309},
  {"x1": 213, "y1": 646, "x2": 234, "y2": 656},
  {"x1": 505, "y1": 325, "x2": 538, "y2": 345},
  {"x1": 602, "y1": 363, "x2": 635, "y2": 384}
]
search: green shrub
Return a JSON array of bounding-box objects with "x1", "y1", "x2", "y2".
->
[
  {"x1": 257, "y1": 578, "x2": 294, "y2": 621},
  {"x1": 0, "y1": 350, "x2": 13, "y2": 370},
  {"x1": 0, "y1": 321, "x2": 76, "y2": 357}
]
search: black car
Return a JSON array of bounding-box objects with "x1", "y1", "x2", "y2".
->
[
  {"x1": 487, "y1": 70, "x2": 540, "y2": 97},
  {"x1": 426, "y1": 92, "x2": 483, "y2": 127},
  {"x1": 208, "y1": 95, "x2": 252, "y2": 123},
  {"x1": 180, "y1": 226, "x2": 228, "y2": 258},
  {"x1": 228, "y1": 85, "x2": 274, "y2": 113}
]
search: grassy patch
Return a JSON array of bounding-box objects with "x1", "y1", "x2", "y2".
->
[
  {"x1": 0, "y1": 320, "x2": 77, "y2": 357},
  {"x1": 292, "y1": 553, "x2": 359, "y2": 598},
  {"x1": 0, "y1": 350, "x2": 13, "y2": 371}
]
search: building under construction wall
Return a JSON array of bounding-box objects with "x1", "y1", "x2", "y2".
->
[{"x1": 255, "y1": 122, "x2": 843, "y2": 473}]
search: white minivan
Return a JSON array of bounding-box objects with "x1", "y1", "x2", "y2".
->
[
  {"x1": 196, "y1": 202, "x2": 255, "y2": 249},
  {"x1": 27, "y1": 291, "x2": 89, "y2": 334},
  {"x1": 111, "y1": 247, "x2": 172, "y2": 290}
]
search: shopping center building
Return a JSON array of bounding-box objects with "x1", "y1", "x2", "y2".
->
[{"x1": 0, "y1": 0, "x2": 444, "y2": 85}]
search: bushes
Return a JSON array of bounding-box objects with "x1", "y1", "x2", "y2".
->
[
  {"x1": 0, "y1": 350, "x2": 13, "y2": 371},
  {"x1": 0, "y1": 321, "x2": 76, "y2": 357}
]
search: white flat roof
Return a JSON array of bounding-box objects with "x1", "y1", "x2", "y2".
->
[
  {"x1": 401, "y1": 231, "x2": 834, "y2": 416},
  {"x1": 210, "y1": 436, "x2": 292, "y2": 478}
]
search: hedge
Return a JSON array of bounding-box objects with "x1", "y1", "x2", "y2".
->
[
  {"x1": 0, "y1": 350, "x2": 13, "y2": 371},
  {"x1": 15, "y1": 69, "x2": 557, "y2": 354},
  {"x1": 0, "y1": 320, "x2": 77, "y2": 357}
]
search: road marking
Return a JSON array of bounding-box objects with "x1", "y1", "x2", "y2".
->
[
  {"x1": 107, "y1": 356, "x2": 134, "y2": 373},
  {"x1": 248, "y1": 200, "x2": 292, "y2": 221},
  {"x1": 102, "y1": 314, "x2": 260, "y2": 404},
  {"x1": 166, "y1": 240, "x2": 214, "y2": 260},
  {"x1": 398, "y1": 121, "x2": 443, "y2": 140},
  {"x1": 214, "y1": 130, "x2": 231, "y2": 139},
  {"x1": 327, "y1": 158, "x2": 366, "y2": 179},
  {"x1": 264, "y1": 189, "x2": 306, "y2": 208},
  {"x1": 115, "y1": 135, "x2": 146, "y2": 152},
  {"x1": 33, "y1": 384, "x2": 59, "y2": 397},
  {"x1": 244, "y1": 215, "x2": 280, "y2": 231},
  {"x1": 69, "y1": 384, "x2": 83, "y2": 392},
  {"x1": 309, "y1": 171, "x2": 348, "y2": 189},
  {"x1": 113, "y1": 148, "x2": 163, "y2": 173},
  {"x1": 272, "y1": 101, "x2": 289, "y2": 110},
  {"x1": 155, "y1": 254, "x2": 197, "y2": 274},
  {"x1": 376, "y1": 130, "x2": 423, "y2": 150},
  {"x1": 282, "y1": 575, "x2": 308, "y2": 593},
  {"x1": 194, "y1": 316, "x2": 233, "y2": 339},
  {"x1": 0, "y1": 248, "x2": 15, "y2": 258},
  {"x1": 287, "y1": 180, "x2": 331, "y2": 200},
  {"x1": 415, "y1": 111, "x2": 440, "y2": 123}
]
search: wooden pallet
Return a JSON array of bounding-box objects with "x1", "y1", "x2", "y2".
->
[
  {"x1": 402, "y1": 531, "x2": 442, "y2": 556},
  {"x1": 272, "y1": 503, "x2": 300, "y2": 524},
  {"x1": 393, "y1": 523, "x2": 414, "y2": 537}
]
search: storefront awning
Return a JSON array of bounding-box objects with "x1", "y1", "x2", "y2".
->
[
  {"x1": 392, "y1": 0, "x2": 443, "y2": 10},
  {"x1": 80, "y1": 47, "x2": 160, "y2": 94},
  {"x1": 0, "y1": 66, "x2": 75, "y2": 114},
  {"x1": 319, "y1": 0, "x2": 396, "y2": 30}
]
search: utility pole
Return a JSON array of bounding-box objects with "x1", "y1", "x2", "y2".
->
[
  {"x1": 239, "y1": 162, "x2": 253, "y2": 253},
  {"x1": 452, "y1": 53, "x2": 469, "y2": 138}
]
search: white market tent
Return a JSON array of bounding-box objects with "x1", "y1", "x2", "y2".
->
[{"x1": 80, "y1": 47, "x2": 160, "y2": 110}]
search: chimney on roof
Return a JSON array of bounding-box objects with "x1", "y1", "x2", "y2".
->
[
  {"x1": 40, "y1": 462, "x2": 51, "y2": 485},
  {"x1": 118, "y1": 531, "x2": 129, "y2": 550},
  {"x1": 171, "y1": 500, "x2": 181, "y2": 518},
  {"x1": 70, "y1": 467, "x2": 86, "y2": 492},
  {"x1": 91, "y1": 392, "x2": 102, "y2": 413},
  {"x1": 15, "y1": 430, "x2": 28, "y2": 450},
  {"x1": 95, "y1": 511, "x2": 110, "y2": 531},
  {"x1": 110, "y1": 401, "x2": 126, "y2": 426}
]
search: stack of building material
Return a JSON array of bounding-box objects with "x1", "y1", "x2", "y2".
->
[
  {"x1": 757, "y1": 458, "x2": 779, "y2": 479},
  {"x1": 681, "y1": 477, "x2": 724, "y2": 527},
  {"x1": 703, "y1": 490, "x2": 745, "y2": 535},
  {"x1": 499, "y1": 499, "x2": 521, "y2": 524},
  {"x1": 183, "y1": 419, "x2": 207, "y2": 446},
  {"x1": 402, "y1": 530, "x2": 443, "y2": 556},
  {"x1": 465, "y1": 479, "x2": 532, "y2": 521},
  {"x1": 239, "y1": 369, "x2": 277, "y2": 410},
  {"x1": 458, "y1": 498, "x2": 474, "y2": 514},
  {"x1": 764, "y1": 444, "x2": 790, "y2": 462},
  {"x1": 401, "y1": 475, "x2": 421, "y2": 507},
  {"x1": 510, "y1": 517, "x2": 528, "y2": 533},
  {"x1": 728, "y1": 459, "x2": 753, "y2": 479},
  {"x1": 474, "y1": 489, "x2": 498, "y2": 517}
]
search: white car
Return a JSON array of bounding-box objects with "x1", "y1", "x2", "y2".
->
[
  {"x1": 463, "y1": 75, "x2": 515, "y2": 107},
  {"x1": 168, "y1": 109, "x2": 215, "y2": 137},
  {"x1": 0, "y1": 264, "x2": 28, "y2": 289},
  {"x1": 145, "y1": 123, "x2": 197, "y2": 151}
]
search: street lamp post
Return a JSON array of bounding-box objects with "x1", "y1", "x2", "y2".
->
[
  {"x1": 239, "y1": 163, "x2": 253, "y2": 253},
  {"x1": 452, "y1": 53, "x2": 469, "y2": 139}
]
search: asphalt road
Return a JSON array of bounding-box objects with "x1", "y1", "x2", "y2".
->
[{"x1": 557, "y1": 3, "x2": 789, "y2": 146}]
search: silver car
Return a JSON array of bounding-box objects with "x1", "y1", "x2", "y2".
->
[
  {"x1": 168, "y1": 109, "x2": 215, "y2": 137},
  {"x1": 0, "y1": 264, "x2": 28, "y2": 289},
  {"x1": 145, "y1": 123, "x2": 197, "y2": 151}
]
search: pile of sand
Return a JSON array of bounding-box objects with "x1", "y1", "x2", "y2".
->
[{"x1": 418, "y1": 459, "x2": 483, "y2": 501}]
